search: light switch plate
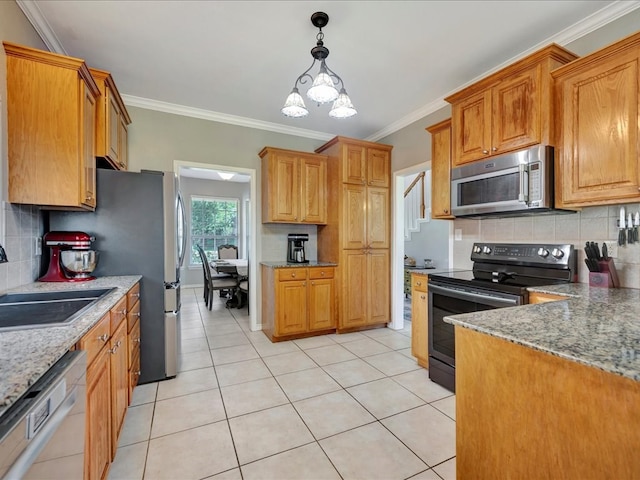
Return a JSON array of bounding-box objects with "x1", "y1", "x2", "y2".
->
[{"x1": 454, "y1": 229, "x2": 462, "y2": 241}]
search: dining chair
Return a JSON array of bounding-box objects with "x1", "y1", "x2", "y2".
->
[
  {"x1": 237, "y1": 258, "x2": 249, "y2": 313},
  {"x1": 196, "y1": 244, "x2": 236, "y2": 308},
  {"x1": 218, "y1": 244, "x2": 238, "y2": 260}
]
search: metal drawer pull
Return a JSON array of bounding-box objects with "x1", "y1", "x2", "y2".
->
[{"x1": 97, "y1": 334, "x2": 109, "y2": 342}]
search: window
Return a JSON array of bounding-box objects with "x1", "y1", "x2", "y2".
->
[{"x1": 190, "y1": 196, "x2": 238, "y2": 265}]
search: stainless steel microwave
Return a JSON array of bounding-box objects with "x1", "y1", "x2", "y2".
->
[{"x1": 450, "y1": 145, "x2": 574, "y2": 218}]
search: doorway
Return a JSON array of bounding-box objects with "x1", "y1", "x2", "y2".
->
[{"x1": 174, "y1": 160, "x2": 258, "y2": 332}]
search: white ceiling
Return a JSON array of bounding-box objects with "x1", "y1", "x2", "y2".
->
[{"x1": 19, "y1": 1, "x2": 640, "y2": 142}]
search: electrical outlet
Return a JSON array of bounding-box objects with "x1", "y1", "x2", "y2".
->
[
  {"x1": 599, "y1": 241, "x2": 618, "y2": 259},
  {"x1": 454, "y1": 229, "x2": 462, "y2": 241},
  {"x1": 35, "y1": 237, "x2": 42, "y2": 256}
]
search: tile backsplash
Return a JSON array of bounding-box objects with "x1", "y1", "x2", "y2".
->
[
  {"x1": 0, "y1": 203, "x2": 44, "y2": 291},
  {"x1": 452, "y1": 205, "x2": 640, "y2": 289}
]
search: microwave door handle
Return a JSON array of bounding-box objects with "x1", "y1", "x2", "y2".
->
[{"x1": 518, "y1": 164, "x2": 529, "y2": 203}]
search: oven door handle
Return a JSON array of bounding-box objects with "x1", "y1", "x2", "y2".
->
[{"x1": 429, "y1": 283, "x2": 521, "y2": 308}]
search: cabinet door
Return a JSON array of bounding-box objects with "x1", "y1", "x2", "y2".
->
[
  {"x1": 276, "y1": 279, "x2": 307, "y2": 335},
  {"x1": 367, "y1": 250, "x2": 390, "y2": 325},
  {"x1": 342, "y1": 184, "x2": 367, "y2": 249},
  {"x1": 270, "y1": 153, "x2": 299, "y2": 222},
  {"x1": 85, "y1": 345, "x2": 111, "y2": 480},
  {"x1": 300, "y1": 156, "x2": 327, "y2": 224},
  {"x1": 556, "y1": 48, "x2": 640, "y2": 207},
  {"x1": 118, "y1": 116, "x2": 128, "y2": 170},
  {"x1": 452, "y1": 89, "x2": 492, "y2": 166},
  {"x1": 367, "y1": 187, "x2": 390, "y2": 249},
  {"x1": 367, "y1": 148, "x2": 390, "y2": 187},
  {"x1": 341, "y1": 250, "x2": 368, "y2": 328},
  {"x1": 82, "y1": 82, "x2": 97, "y2": 209},
  {"x1": 411, "y1": 278, "x2": 428, "y2": 366},
  {"x1": 308, "y1": 278, "x2": 335, "y2": 331},
  {"x1": 107, "y1": 92, "x2": 120, "y2": 163},
  {"x1": 428, "y1": 119, "x2": 454, "y2": 219},
  {"x1": 342, "y1": 144, "x2": 366, "y2": 184},
  {"x1": 110, "y1": 320, "x2": 128, "y2": 459},
  {"x1": 491, "y1": 65, "x2": 540, "y2": 155}
]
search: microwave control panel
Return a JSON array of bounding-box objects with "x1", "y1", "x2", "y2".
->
[{"x1": 529, "y1": 162, "x2": 541, "y2": 202}]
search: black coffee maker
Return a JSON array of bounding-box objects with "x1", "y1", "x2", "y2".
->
[{"x1": 287, "y1": 233, "x2": 309, "y2": 263}]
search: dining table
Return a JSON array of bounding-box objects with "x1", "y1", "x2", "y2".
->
[{"x1": 212, "y1": 258, "x2": 248, "y2": 278}]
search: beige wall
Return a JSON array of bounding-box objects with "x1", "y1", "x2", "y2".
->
[{"x1": 0, "y1": 1, "x2": 48, "y2": 290}]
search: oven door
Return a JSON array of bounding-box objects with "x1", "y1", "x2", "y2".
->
[{"x1": 428, "y1": 282, "x2": 522, "y2": 368}]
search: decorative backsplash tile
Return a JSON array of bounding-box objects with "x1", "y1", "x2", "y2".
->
[{"x1": 0, "y1": 203, "x2": 44, "y2": 290}]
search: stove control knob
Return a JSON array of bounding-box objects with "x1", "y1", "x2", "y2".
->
[
  {"x1": 482, "y1": 246, "x2": 491, "y2": 255},
  {"x1": 537, "y1": 248, "x2": 549, "y2": 258},
  {"x1": 551, "y1": 248, "x2": 564, "y2": 259},
  {"x1": 472, "y1": 245, "x2": 482, "y2": 254}
]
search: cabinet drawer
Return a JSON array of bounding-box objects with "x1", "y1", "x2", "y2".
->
[
  {"x1": 277, "y1": 268, "x2": 308, "y2": 281},
  {"x1": 411, "y1": 275, "x2": 428, "y2": 292},
  {"x1": 110, "y1": 296, "x2": 128, "y2": 333},
  {"x1": 128, "y1": 318, "x2": 141, "y2": 369},
  {"x1": 127, "y1": 299, "x2": 140, "y2": 333},
  {"x1": 127, "y1": 283, "x2": 140, "y2": 311},
  {"x1": 309, "y1": 267, "x2": 334, "y2": 280},
  {"x1": 78, "y1": 312, "x2": 111, "y2": 367}
]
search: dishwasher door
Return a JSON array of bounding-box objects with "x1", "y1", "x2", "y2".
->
[{"x1": 0, "y1": 350, "x2": 86, "y2": 480}]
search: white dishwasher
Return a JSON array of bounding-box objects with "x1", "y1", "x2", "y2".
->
[{"x1": 0, "y1": 350, "x2": 86, "y2": 479}]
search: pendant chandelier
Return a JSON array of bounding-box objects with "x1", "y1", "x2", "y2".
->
[{"x1": 281, "y1": 12, "x2": 357, "y2": 119}]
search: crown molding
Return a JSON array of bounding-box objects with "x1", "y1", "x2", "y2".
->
[
  {"x1": 16, "y1": 0, "x2": 67, "y2": 54},
  {"x1": 19, "y1": 0, "x2": 640, "y2": 142},
  {"x1": 121, "y1": 95, "x2": 334, "y2": 141}
]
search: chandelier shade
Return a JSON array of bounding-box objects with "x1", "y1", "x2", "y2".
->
[{"x1": 282, "y1": 12, "x2": 356, "y2": 119}]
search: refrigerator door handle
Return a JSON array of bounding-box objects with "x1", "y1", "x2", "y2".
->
[{"x1": 177, "y1": 192, "x2": 187, "y2": 269}]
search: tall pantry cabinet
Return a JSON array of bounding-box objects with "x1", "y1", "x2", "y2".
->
[{"x1": 316, "y1": 137, "x2": 393, "y2": 332}]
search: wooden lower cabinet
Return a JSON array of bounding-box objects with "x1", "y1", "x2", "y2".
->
[
  {"x1": 81, "y1": 315, "x2": 111, "y2": 480},
  {"x1": 78, "y1": 285, "x2": 141, "y2": 480},
  {"x1": 109, "y1": 318, "x2": 128, "y2": 460},
  {"x1": 340, "y1": 249, "x2": 390, "y2": 331},
  {"x1": 126, "y1": 283, "x2": 141, "y2": 401},
  {"x1": 410, "y1": 274, "x2": 429, "y2": 368},
  {"x1": 262, "y1": 265, "x2": 336, "y2": 341}
]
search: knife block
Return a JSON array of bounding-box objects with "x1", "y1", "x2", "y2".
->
[{"x1": 589, "y1": 259, "x2": 620, "y2": 288}]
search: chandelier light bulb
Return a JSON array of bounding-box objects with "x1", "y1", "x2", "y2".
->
[
  {"x1": 329, "y1": 88, "x2": 357, "y2": 118},
  {"x1": 307, "y1": 68, "x2": 339, "y2": 104},
  {"x1": 281, "y1": 88, "x2": 309, "y2": 118}
]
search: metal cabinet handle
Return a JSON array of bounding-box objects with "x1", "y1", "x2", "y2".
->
[
  {"x1": 320, "y1": 271, "x2": 325, "y2": 276},
  {"x1": 311, "y1": 281, "x2": 315, "y2": 286},
  {"x1": 135, "y1": 337, "x2": 141, "y2": 344},
  {"x1": 492, "y1": 147, "x2": 498, "y2": 151},
  {"x1": 98, "y1": 334, "x2": 109, "y2": 342},
  {"x1": 291, "y1": 273, "x2": 296, "y2": 278},
  {"x1": 420, "y1": 295, "x2": 426, "y2": 299},
  {"x1": 86, "y1": 195, "x2": 93, "y2": 201},
  {"x1": 120, "y1": 309, "x2": 127, "y2": 315},
  {"x1": 416, "y1": 281, "x2": 422, "y2": 286},
  {"x1": 482, "y1": 149, "x2": 489, "y2": 154},
  {"x1": 136, "y1": 370, "x2": 141, "y2": 375}
]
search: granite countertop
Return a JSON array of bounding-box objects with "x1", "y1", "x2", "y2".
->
[
  {"x1": 0, "y1": 275, "x2": 141, "y2": 419},
  {"x1": 408, "y1": 267, "x2": 464, "y2": 276},
  {"x1": 446, "y1": 283, "x2": 640, "y2": 382},
  {"x1": 261, "y1": 261, "x2": 338, "y2": 268}
]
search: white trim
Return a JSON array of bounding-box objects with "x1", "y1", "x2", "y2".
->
[
  {"x1": 123, "y1": 95, "x2": 334, "y2": 141},
  {"x1": 174, "y1": 160, "x2": 260, "y2": 331},
  {"x1": 16, "y1": 0, "x2": 67, "y2": 54}
]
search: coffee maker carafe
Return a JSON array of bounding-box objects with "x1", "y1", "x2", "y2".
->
[{"x1": 287, "y1": 233, "x2": 309, "y2": 264}]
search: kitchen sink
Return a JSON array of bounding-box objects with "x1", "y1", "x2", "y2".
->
[{"x1": 0, "y1": 288, "x2": 115, "y2": 331}]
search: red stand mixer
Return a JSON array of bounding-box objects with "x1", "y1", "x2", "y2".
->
[{"x1": 39, "y1": 231, "x2": 99, "y2": 282}]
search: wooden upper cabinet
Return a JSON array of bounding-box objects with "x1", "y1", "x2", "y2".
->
[
  {"x1": 89, "y1": 68, "x2": 132, "y2": 171},
  {"x1": 3, "y1": 42, "x2": 100, "y2": 211},
  {"x1": 367, "y1": 187, "x2": 390, "y2": 249},
  {"x1": 367, "y1": 148, "x2": 390, "y2": 187},
  {"x1": 446, "y1": 44, "x2": 577, "y2": 167},
  {"x1": 342, "y1": 143, "x2": 367, "y2": 184},
  {"x1": 426, "y1": 119, "x2": 454, "y2": 219},
  {"x1": 552, "y1": 31, "x2": 640, "y2": 208},
  {"x1": 260, "y1": 147, "x2": 328, "y2": 224}
]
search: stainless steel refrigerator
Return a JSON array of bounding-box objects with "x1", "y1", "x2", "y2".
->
[{"x1": 49, "y1": 169, "x2": 187, "y2": 383}]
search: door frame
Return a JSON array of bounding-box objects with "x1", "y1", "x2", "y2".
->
[{"x1": 174, "y1": 160, "x2": 258, "y2": 332}]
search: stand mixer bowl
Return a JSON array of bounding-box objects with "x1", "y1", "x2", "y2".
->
[{"x1": 60, "y1": 250, "x2": 99, "y2": 278}]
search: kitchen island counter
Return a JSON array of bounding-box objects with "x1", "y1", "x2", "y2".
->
[
  {"x1": 445, "y1": 283, "x2": 640, "y2": 381},
  {"x1": 449, "y1": 282, "x2": 640, "y2": 479},
  {"x1": 0, "y1": 275, "x2": 141, "y2": 418}
]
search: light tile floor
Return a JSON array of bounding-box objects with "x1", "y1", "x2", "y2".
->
[{"x1": 108, "y1": 288, "x2": 456, "y2": 480}]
